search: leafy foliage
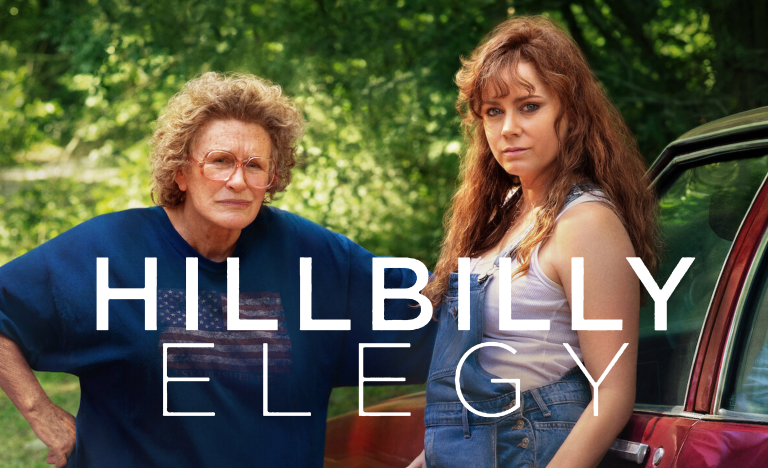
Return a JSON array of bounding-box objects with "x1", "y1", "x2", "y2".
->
[{"x1": 1, "y1": 0, "x2": 766, "y2": 266}]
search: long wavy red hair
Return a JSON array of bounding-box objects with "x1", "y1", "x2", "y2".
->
[{"x1": 423, "y1": 16, "x2": 657, "y2": 306}]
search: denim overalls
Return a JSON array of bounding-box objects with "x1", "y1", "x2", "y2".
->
[{"x1": 424, "y1": 188, "x2": 593, "y2": 468}]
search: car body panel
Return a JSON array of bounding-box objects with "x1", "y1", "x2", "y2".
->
[
  {"x1": 676, "y1": 419, "x2": 768, "y2": 467},
  {"x1": 676, "y1": 107, "x2": 768, "y2": 144},
  {"x1": 599, "y1": 413, "x2": 698, "y2": 467},
  {"x1": 324, "y1": 393, "x2": 426, "y2": 468}
]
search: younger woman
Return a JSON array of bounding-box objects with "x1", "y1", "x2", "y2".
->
[{"x1": 409, "y1": 16, "x2": 656, "y2": 468}]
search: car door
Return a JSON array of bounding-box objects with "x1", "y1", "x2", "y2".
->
[
  {"x1": 602, "y1": 145, "x2": 768, "y2": 467},
  {"x1": 675, "y1": 168, "x2": 768, "y2": 466}
]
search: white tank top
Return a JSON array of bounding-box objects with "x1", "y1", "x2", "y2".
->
[{"x1": 475, "y1": 191, "x2": 609, "y2": 391}]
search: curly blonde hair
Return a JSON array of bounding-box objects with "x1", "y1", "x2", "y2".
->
[{"x1": 150, "y1": 72, "x2": 305, "y2": 206}]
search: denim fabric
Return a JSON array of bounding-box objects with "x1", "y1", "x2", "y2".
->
[
  {"x1": 425, "y1": 368, "x2": 590, "y2": 468},
  {"x1": 424, "y1": 188, "x2": 594, "y2": 467}
]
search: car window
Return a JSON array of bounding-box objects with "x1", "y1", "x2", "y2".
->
[
  {"x1": 721, "y1": 230, "x2": 768, "y2": 417},
  {"x1": 637, "y1": 152, "x2": 768, "y2": 408}
]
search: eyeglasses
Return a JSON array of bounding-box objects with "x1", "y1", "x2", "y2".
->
[{"x1": 192, "y1": 150, "x2": 276, "y2": 189}]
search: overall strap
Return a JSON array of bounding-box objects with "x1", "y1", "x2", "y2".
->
[{"x1": 477, "y1": 184, "x2": 594, "y2": 283}]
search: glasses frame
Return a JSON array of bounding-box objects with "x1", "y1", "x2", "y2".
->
[{"x1": 191, "y1": 150, "x2": 277, "y2": 189}]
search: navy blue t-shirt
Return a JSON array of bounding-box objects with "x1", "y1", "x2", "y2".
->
[{"x1": 0, "y1": 206, "x2": 435, "y2": 467}]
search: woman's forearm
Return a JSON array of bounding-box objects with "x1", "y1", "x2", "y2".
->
[
  {"x1": 546, "y1": 385, "x2": 635, "y2": 468},
  {"x1": 0, "y1": 333, "x2": 77, "y2": 467},
  {"x1": 0, "y1": 333, "x2": 52, "y2": 419}
]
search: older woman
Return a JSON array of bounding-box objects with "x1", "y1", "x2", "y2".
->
[{"x1": 0, "y1": 72, "x2": 434, "y2": 468}]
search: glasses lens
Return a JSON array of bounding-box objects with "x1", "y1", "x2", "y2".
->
[
  {"x1": 243, "y1": 158, "x2": 274, "y2": 188},
  {"x1": 202, "y1": 151, "x2": 275, "y2": 188},
  {"x1": 202, "y1": 151, "x2": 236, "y2": 181}
]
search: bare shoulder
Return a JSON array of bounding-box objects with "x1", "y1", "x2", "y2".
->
[
  {"x1": 550, "y1": 201, "x2": 635, "y2": 258},
  {"x1": 538, "y1": 201, "x2": 636, "y2": 286}
]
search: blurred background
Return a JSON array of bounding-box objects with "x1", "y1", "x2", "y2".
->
[{"x1": 1, "y1": 0, "x2": 766, "y2": 465}]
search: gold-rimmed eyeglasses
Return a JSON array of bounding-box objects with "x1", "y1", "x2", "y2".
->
[{"x1": 192, "y1": 150, "x2": 276, "y2": 189}]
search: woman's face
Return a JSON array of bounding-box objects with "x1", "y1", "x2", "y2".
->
[
  {"x1": 175, "y1": 119, "x2": 273, "y2": 233},
  {"x1": 480, "y1": 62, "x2": 567, "y2": 187}
]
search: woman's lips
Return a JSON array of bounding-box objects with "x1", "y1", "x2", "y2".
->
[
  {"x1": 218, "y1": 199, "x2": 251, "y2": 207},
  {"x1": 502, "y1": 147, "x2": 528, "y2": 156}
]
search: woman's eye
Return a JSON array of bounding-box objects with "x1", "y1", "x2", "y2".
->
[
  {"x1": 246, "y1": 160, "x2": 265, "y2": 171},
  {"x1": 522, "y1": 103, "x2": 540, "y2": 112},
  {"x1": 486, "y1": 108, "x2": 501, "y2": 117}
]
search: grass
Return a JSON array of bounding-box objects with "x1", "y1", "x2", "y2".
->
[
  {"x1": 0, "y1": 372, "x2": 80, "y2": 468},
  {"x1": 1, "y1": 373, "x2": 423, "y2": 466}
]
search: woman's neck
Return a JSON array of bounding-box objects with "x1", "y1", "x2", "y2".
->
[
  {"x1": 163, "y1": 205, "x2": 240, "y2": 263},
  {"x1": 518, "y1": 180, "x2": 549, "y2": 214},
  {"x1": 485, "y1": 182, "x2": 548, "y2": 256}
]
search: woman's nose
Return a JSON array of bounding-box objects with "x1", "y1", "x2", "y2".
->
[
  {"x1": 226, "y1": 165, "x2": 248, "y2": 191},
  {"x1": 501, "y1": 112, "x2": 522, "y2": 137}
]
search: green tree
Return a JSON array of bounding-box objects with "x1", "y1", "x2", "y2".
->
[{"x1": 1, "y1": 0, "x2": 766, "y2": 265}]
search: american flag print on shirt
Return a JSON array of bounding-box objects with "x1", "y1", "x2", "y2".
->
[{"x1": 158, "y1": 289, "x2": 292, "y2": 380}]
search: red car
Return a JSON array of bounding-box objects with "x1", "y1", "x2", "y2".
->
[{"x1": 323, "y1": 106, "x2": 768, "y2": 468}]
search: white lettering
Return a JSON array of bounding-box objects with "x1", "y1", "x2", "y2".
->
[
  {"x1": 263, "y1": 343, "x2": 310, "y2": 416},
  {"x1": 458, "y1": 257, "x2": 471, "y2": 330},
  {"x1": 96, "y1": 257, "x2": 157, "y2": 330},
  {"x1": 564, "y1": 342, "x2": 628, "y2": 416},
  {"x1": 163, "y1": 343, "x2": 214, "y2": 416},
  {"x1": 359, "y1": 343, "x2": 410, "y2": 416},
  {"x1": 300, "y1": 257, "x2": 350, "y2": 330},
  {"x1": 456, "y1": 343, "x2": 520, "y2": 418},
  {"x1": 372, "y1": 258, "x2": 432, "y2": 331},
  {"x1": 571, "y1": 257, "x2": 623, "y2": 330},
  {"x1": 499, "y1": 257, "x2": 550, "y2": 331},
  {"x1": 186, "y1": 257, "x2": 198, "y2": 330},
  {"x1": 628, "y1": 257, "x2": 694, "y2": 331},
  {"x1": 226, "y1": 258, "x2": 278, "y2": 331}
]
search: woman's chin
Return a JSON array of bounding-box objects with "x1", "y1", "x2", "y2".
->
[{"x1": 210, "y1": 210, "x2": 259, "y2": 231}]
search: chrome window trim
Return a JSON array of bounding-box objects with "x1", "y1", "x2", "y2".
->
[
  {"x1": 646, "y1": 142, "x2": 768, "y2": 412},
  {"x1": 712, "y1": 172, "x2": 768, "y2": 418},
  {"x1": 633, "y1": 404, "x2": 704, "y2": 420},
  {"x1": 671, "y1": 120, "x2": 768, "y2": 147},
  {"x1": 634, "y1": 404, "x2": 684, "y2": 414},
  {"x1": 651, "y1": 139, "x2": 768, "y2": 189},
  {"x1": 713, "y1": 409, "x2": 768, "y2": 425}
]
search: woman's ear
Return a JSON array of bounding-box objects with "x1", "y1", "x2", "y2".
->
[{"x1": 175, "y1": 168, "x2": 188, "y2": 192}]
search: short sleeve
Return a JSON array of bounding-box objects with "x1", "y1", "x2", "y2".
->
[
  {"x1": 334, "y1": 239, "x2": 437, "y2": 386},
  {"x1": 0, "y1": 244, "x2": 70, "y2": 371}
]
